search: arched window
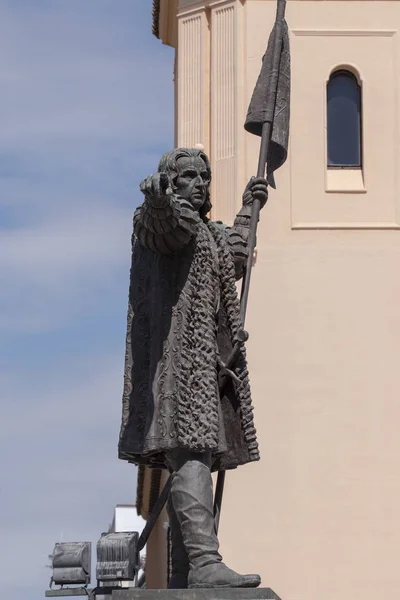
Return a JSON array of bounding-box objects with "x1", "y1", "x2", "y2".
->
[{"x1": 327, "y1": 70, "x2": 362, "y2": 168}]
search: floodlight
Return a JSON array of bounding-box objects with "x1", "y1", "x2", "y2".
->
[
  {"x1": 51, "y1": 542, "x2": 91, "y2": 587},
  {"x1": 96, "y1": 532, "x2": 139, "y2": 583}
]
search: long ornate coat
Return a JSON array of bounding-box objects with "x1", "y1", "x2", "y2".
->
[{"x1": 118, "y1": 193, "x2": 259, "y2": 471}]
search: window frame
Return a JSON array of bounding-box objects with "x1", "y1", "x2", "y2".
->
[{"x1": 327, "y1": 68, "x2": 363, "y2": 170}]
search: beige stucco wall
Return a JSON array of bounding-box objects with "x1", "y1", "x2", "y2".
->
[
  {"x1": 155, "y1": 1, "x2": 400, "y2": 598},
  {"x1": 138, "y1": 467, "x2": 170, "y2": 589}
]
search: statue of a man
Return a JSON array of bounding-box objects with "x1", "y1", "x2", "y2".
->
[{"x1": 119, "y1": 148, "x2": 268, "y2": 589}]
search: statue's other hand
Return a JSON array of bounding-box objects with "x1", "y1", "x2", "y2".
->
[
  {"x1": 242, "y1": 176, "x2": 268, "y2": 209},
  {"x1": 140, "y1": 172, "x2": 173, "y2": 206}
]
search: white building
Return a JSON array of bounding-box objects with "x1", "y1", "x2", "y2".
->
[
  {"x1": 108, "y1": 505, "x2": 146, "y2": 587},
  {"x1": 108, "y1": 504, "x2": 145, "y2": 536}
]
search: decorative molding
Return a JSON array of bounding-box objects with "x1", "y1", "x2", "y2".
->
[
  {"x1": 325, "y1": 63, "x2": 364, "y2": 85},
  {"x1": 292, "y1": 222, "x2": 400, "y2": 230},
  {"x1": 152, "y1": 0, "x2": 161, "y2": 38},
  {"x1": 249, "y1": 0, "x2": 400, "y2": 1},
  {"x1": 158, "y1": 0, "x2": 179, "y2": 47},
  {"x1": 178, "y1": 0, "x2": 237, "y2": 17},
  {"x1": 292, "y1": 29, "x2": 397, "y2": 37},
  {"x1": 178, "y1": 5, "x2": 206, "y2": 17},
  {"x1": 255, "y1": 0, "x2": 400, "y2": 1}
]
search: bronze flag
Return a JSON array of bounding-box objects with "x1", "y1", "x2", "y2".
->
[{"x1": 244, "y1": 1, "x2": 290, "y2": 188}]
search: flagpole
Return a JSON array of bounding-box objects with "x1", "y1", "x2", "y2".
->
[
  {"x1": 241, "y1": 0, "x2": 286, "y2": 322},
  {"x1": 239, "y1": 121, "x2": 272, "y2": 323},
  {"x1": 134, "y1": 0, "x2": 289, "y2": 549},
  {"x1": 214, "y1": 0, "x2": 288, "y2": 533}
]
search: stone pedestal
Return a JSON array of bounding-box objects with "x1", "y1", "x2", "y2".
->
[{"x1": 112, "y1": 589, "x2": 281, "y2": 600}]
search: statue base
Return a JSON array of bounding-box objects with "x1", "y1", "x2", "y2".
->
[{"x1": 112, "y1": 589, "x2": 281, "y2": 600}]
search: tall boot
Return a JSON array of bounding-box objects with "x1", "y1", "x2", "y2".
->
[
  {"x1": 166, "y1": 494, "x2": 189, "y2": 589},
  {"x1": 168, "y1": 451, "x2": 261, "y2": 589}
]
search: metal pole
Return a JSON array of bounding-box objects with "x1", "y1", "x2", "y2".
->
[
  {"x1": 214, "y1": 0, "x2": 287, "y2": 534},
  {"x1": 137, "y1": 475, "x2": 172, "y2": 552}
]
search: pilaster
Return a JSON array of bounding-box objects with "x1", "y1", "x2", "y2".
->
[
  {"x1": 176, "y1": 7, "x2": 210, "y2": 150},
  {"x1": 209, "y1": 0, "x2": 245, "y2": 222}
]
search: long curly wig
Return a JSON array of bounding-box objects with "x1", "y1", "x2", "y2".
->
[{"x1": 157, "y1": 148, "x2": 212, "y2": 219}]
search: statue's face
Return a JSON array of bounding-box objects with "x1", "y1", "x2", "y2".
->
[{"x1": 175, "y1": 156, "x2": 210, "y2": 211}]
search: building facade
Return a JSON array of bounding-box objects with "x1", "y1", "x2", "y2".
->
[{"x1": 141, "y1": 1, "x2": 400, "y2": 597}]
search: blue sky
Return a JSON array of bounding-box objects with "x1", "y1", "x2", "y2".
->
[{"x1": 0, "y1": 2, "x2": 174, "y2": 598}]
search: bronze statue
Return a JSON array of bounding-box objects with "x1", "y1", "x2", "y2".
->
[{"x1": 118, "y1": 147, "x2": 268, "y2": 589}]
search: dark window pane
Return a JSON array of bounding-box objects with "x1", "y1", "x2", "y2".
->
[{"x1": 327, "y1": 71, "x2": 361, "y2": 167}]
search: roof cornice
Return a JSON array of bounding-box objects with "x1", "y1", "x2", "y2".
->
[{"x1": 152, "y1": 0, "x2": 161, "y2": 38}]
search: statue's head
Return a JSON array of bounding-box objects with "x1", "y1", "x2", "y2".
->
[{"x1": 158, "y1": 148, "x2": 212, "y2": 219}]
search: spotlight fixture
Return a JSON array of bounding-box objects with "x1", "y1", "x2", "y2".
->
[
  {"x1": 96, "y1": 532, "x2": 139, "y2": 583},
  {"x1": 50, "y1": 542, "x2": 91, "y2": 587}
]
